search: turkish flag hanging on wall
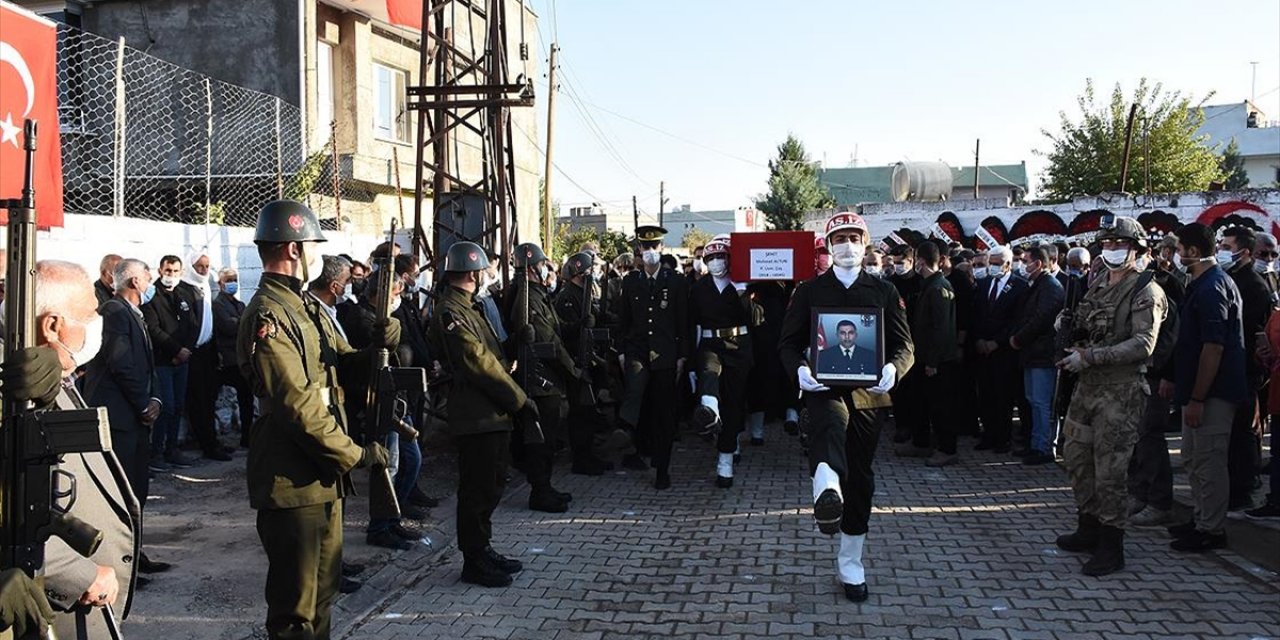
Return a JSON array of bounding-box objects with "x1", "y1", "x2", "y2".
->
[
  {"x1": 0, "y1": 2, "x2": 63, "y2": 228},
  {"x1": 385, "y1": 0, "x2": 423, "y2": 30}
]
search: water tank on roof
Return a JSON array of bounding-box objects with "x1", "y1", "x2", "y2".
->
[{"x1": 891, "y1": 161, "x2": 953, "y2": 202}]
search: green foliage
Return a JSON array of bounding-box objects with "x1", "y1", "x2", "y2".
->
[
  {"x1": 1038, "y1": 79, "x2": 1225, "y2": 200},
  {"x1": 552, "y1": 224, "x2": 632, "y2": 262},
  {"x1": 284, "y1": 148, "x2": 331, "y2": 201},
  {"x1": 682, "y1": 227, "x2": 713, "y2": 251},
  {"x1": 195, "y1": 200, "x2": 226, "y2": 225},
  {"x1": 1220, "y1": 139, "x2": 1251, "y2": 190},
  {"x1": 753, "y1": 134, "x2": 835, "y2": 230}
]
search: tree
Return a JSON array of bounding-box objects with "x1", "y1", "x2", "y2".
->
[
  {"x1": 1038, "y1": 79, "x2": 1225, "y2": 200},
  {"x1": 753, "y1": 134, "x2": 835, "y2": 230},
  {"x1": 1220, "y1": 139, "x2": 1251, "y2": 190},
  {"x1": 682, "y1": 227, "x2": 713, "y2": 251},
  {"x1": 551, "y1": 224, "x2": 632, "y2": 262}
]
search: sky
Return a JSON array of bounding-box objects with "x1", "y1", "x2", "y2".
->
[{"x1": 522, "y1": 0, "x2": 1280, "y2": 221}]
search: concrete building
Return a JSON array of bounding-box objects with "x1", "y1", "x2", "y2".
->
[
  {"x1": 22, "y1": 0, "x2": 543, "y2": 241},
  {"x1": 818, "y1": 162, "x2": 1029, "y2": 207},
  {"x1": 662, "y1": 205, "x2": 765, "y2": 248},
  {"x1": 555, "y1": 203, "x2": 636, "y2": 236},
  {"x1": 1197, "y1": 101, "x2": 1280, "y2": 188}
]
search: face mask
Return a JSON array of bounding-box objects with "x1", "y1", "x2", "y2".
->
[
  {"x1": 1101, "y1": 249, "x2": 1131, "y2": 269},
  {"x1": 56, "y1": 315, "x2": 104, "y2": 369},
  {"x1": 1216, "y1": 249, "x2": 1241, "y2": 270},
  {"x1": 140, "y1": 282, "x2": 157, "y2": 305},
  {"x1": 1134, "y1": 256, "x2": 1150, "y2": 272},
  {"x1": 389, "y1": 296, "x2": 402, "y2": 313},
  {"x1": 641, "y1": 249, "x2": 660, "y2": 266},
  {"x1": 1067, "y1": 268, "x2": 1083, "y2": 277},
  {"x1": 537, "y1": 265, "x2": 551, "y2": 282},
  {"x1": 159, "y1": 274, "x2": 180, "y2": 289},
  {"x1": 224, "y1": 282, "x2": 239, "y2": 297},
  {"x1": 350, "y1": 277, "x2": 367, "y2": 298},
  {"x1": 342, "y1": 283, "x2": 353, "y2": 301},
  {"x1": 894, "y1": 263, "x2": 909, "y2": 276},
  {"x1": 986, "y1": 265, "x2": 1004, "y2": 279},
  {"x1": 865, "y1": 266, "x2": 881, "y2": 277},
  {"x1": 693, "y1": 259, "x2": 706, "y2": 273},
  {"x1": 830, "y1": 241, "x2": 865, "y2": 269},
  {"x1": 1254, "y1": 260, "x2": 1274, "y2": 275},
  {"x1": 301, "y1": 243, "x2": 324, "y2": 283},
  {"x1": 1013, "y1": 263, "x2": 1027, "y2": 277},
  {"x1": 707, "y1": 258, "x2": 728, "y2": 277}
]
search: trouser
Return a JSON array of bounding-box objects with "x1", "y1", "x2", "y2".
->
[
  {"x1": 910, "y1": 365, "x2": 956, "y2": 454},
  {"x1": 512, "y1": 395, "x2": 561, "y2": 491},
  {"x1": 953, "y1": 355, "x2": 981, "y2": 436},
  {"x1": 112, "y1": 426, "x2": 150, "y2": 505},
  {"x1": 624, "y1": 360, "x2": 678, "y2": 470},
  {"x1": 1128, "y1": 378, "x2": 1174, "y2": 511},
  {"x1": 806, "y1": 392, "x2": 883, "y2": 536},
  {"x1": 1063, "y1": 379, "x2": 1145, "y2": 529},
  {"x1": 220, "y1": 365, "x2": 256, "y2": 446},
  {"x1": 368, "y1": 428, "x2": 423, "y2": 534},
  {"x1": 565, "y1": 390, "x2": 599, "y2": 465},
  {"x1": 256, "y1": 501, "x2": 342, "y2": 640},
  {"x1": 892, "y1": 367, "x2": 925, "y2": 441},
  {"x1": 1014, "y1": 367, "x2": 1032, "y2": 452},
  {"x1": 1227, "y1": 384, "x2": 1262, "y2": 505},
  {"x1": 975, "y1": 348, "x2": 1018, "y2": 447},
  {"x1": 456, "y1": 430, "x2": 510, "y2": 555},
  {"x1": 152, "y1": 363, "x2": 189, "y2": 454},
  {"x1": 1183, "y1": 398, "x2": 1235, "y2": 533},
  {"x1": 1022, "y1": 367, "x2": 1057, "y2": 455},
  {"x1": 695, "y1": 338, "x2": 753, "y2": 455},
  {"x1": 186, "y1": 342, "x2": 221, "y2": 452}
]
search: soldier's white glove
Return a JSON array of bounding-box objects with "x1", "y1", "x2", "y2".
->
[
  {"x1": 868, "y1": 363, "x2": 897, "y2": 395},
  {"x1": 797, "y1": 365, "x2": 829, "y2": 393},
  {"x1": 1059, "y1": 349, "x2": 1089, "y2": 373}
]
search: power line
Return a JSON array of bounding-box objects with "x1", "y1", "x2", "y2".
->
[{"x1": 579, "y1": 98, "x2": 768, "y2": 169}]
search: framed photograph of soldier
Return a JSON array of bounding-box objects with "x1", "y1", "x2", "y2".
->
[{"x1": 809, "y1": 307, "x2": 884, "y2": 387}]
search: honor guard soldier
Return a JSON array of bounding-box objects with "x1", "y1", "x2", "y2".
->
[
  {"x1": 617, "y1": 225, "x2": 690, "y2": 490},
  {"x1": 555, "y1": 251, "x2": 615, "y2": 476},
  {"x1": 1054, "y1": 214, "x2": 1166, "y2": 576},
  {"x1": 236, "y1": 200, "x2": 396, "y2": 639},
  {"x1": 779, "y1": 212, "x2": 914, "y2": 603},
  {"x1": 688, "y1": 238, "x2": 757, "y2": 487},
  {"x1": 427, "y1": 242, "x2": 541, "y2": 588},
  {"x1": 502, "y1": 242, "x2": 576, "y2": 513}
]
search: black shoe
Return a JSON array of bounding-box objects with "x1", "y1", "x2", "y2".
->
[
  {"x1": 784, "y1": 420, "x2": 799, "y2": 435},
  {"x1": 892, "y1": 431, "x2": 912, "y2": 444},
  {"x1": 1056, "y1": 513, "x2": 1100, "y2": 552},
  {"x1": 1228, "y1": 496, "x2": 1256, "y2": 512},
  {"x1": 715, "y1": 475, "x2": 733, "y2": 489},
  {"x1": 483, "y1": 546, "x2": 523, "y2": 574},
  {"x1": 409, "y1": 487, "x2": 440, "y2": 509},
  {"x1": 1023, "y1": 451, "x2": 1055, "y2": 466},
  {"x1": 1166, "y1": 520, "x2": 1196, "y2": 538},
  {"x1": 163, "y1": 450, "x2": 197, "y2": 468},
  {"x1": 461, "y1": 555, "x2": 513, "y2": 588},
  {"x1": 1170, "y1": 529, "x2": 1227, "y2": 552},
  {"x1": 148, "y1": 457, "x2": 172, "y2": 473},
  {"x1": 691, "y1": 405, "x2": 721, "y2": 439},
  {"x1": 843, "y1": 582, "x2": 868, "y2": 603},
  {"x1": 655, "y1": 469, "x2": 672, "y2": 490},
  {"x1": 733, "y1": 453, "x2": 742, "y2": 464},
  {"x1": 138, "y1": 553, "x2": 171, "y2": 574},
  {"x1": 341, "y1": 562, "x2": 365, "y2": 577},
  {"x1": 622, "y1": 454, "x2": 649, "y2": 471},
  {"x1": 750, "y1": 437, "x2": 765, "y2": 446},
  {"x1": 1011, "y1": 447, "x2": 1030, "y2": 458},
  {"x1": 203, "y1": 448, "x2": 232, "y2": 462},
  {"x1": 974, "y1": 440, "x2": 994, "y2": 451},
  {"x1": 391, "y1": 523, "x2": 422, "y2": 541},
  {"x1": 401, "y1": 505, "x2": 429, "y2": 521},
  {"x1": 571, "y1": 458, "x2": 608, "y2": 476},
  {"x1": 366, "y1": 530, "x2": 413, "y2": 551},
  {"x1": 529, "y1": 491, "x2": 569, "y2": 513},
  {"x1": 1245, "y1": 503, "x2": 1280, "y2": 519},
  {"x1": 339, "y1": 576, "x2": 363, "y2": 594},
  {"x1": 814, "y1": 489, "x2": 843, "y2": 535},
  {"x1": 1082, "y1": 525, "x2": 1125, "y2": 576}
]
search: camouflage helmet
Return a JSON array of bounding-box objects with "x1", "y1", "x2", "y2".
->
[
  {"x1": 1096, "y1": 214, "x2": 1147, "y2": 248},
  {"x1": 444, "y1": 241, "x2": 490, "y2": 273},
  {"x1": 513, "y1": 242, "x2": 548, "y2": 268},
  {"x1": 564, "y1": 251, "x2": 594, "y2": 278},
  {"x1": 254, "y1": 200, "x2": 327, "y2": 244}
]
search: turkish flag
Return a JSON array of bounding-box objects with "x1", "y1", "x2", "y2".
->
[
  {"x1": 0, "y1": 2, "x2": 63, "y2": 228},
  {"x1": 385, "y1": 0, "x2": 423, "y2": 30}
]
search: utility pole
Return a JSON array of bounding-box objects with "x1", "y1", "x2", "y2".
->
[
  {"x1": 1119, "y1": 103, "x2": 1139, "y2": 193},
  {"x1": 542, "y1": 43, "x2": 558, "y2": 257},
  {"x1": 658, "y1": 181, "x2": 666, "y2": 228},
  {"x1": 632, "y1": 195, "x2": 639, "y2": 238},
  {"x1": 972, "y1": 139, "x2": 980, "y2": 200}
]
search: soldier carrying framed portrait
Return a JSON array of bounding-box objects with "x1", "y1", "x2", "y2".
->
[{"x1": 809, "y1": 307, "x2": 884, "y2": 387}]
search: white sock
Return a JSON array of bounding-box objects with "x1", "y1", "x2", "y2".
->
[
  {"x1": 837, "y1": 533, "x2": 866, "y2": 585},
  {"x1": 717, "y1": 452, "x2": 733, "y2": 478},
  {"x1": 700, "y1": 395, "x2": 721, "y2": 421},
  {"x1": 812, "y1": 462, "x2": 842, "y2": 504},
  {"x1": 786, "y1": 408, "x2": 799, "y2": 423},
  {"x1": 749, "y1": 412, "x2": 765, "y2": 439}
]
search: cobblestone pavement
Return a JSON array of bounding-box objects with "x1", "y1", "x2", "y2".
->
[{"x1": 340, "y1": 424, "x2": 1280, "y2": 640}]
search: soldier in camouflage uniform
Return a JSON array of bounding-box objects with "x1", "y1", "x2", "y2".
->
[{"x1": 1054, "y1": 214, "x2": 1167, "y2": 577}]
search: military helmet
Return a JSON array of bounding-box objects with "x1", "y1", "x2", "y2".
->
[
  {"x1": 514, "y1": 242, "x2": 548, "y2": 268},
  {"x1": 564, "y1": 251, "x2": 594, "y2": 277},
  {"x1": 1096, "y1": 214, "x2": 1147, "y2": 248},
  {"x1": 444, "y1": 241, "x2": 490, "y2": 272},
  {"x1": 254, "y1": 200, "x2": 327, "y2": 244}
]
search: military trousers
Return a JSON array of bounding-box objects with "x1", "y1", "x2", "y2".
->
[
  {"x1": 456, "y1": 430, "x2": 510, "y2": 555},
  {"x1": 256, "y1": 501, "x2": 342, "y2": 640},
  {"x1": 1063, "y1": 379, "x2": 1145, "y2": 528},
  {"x1": 806, "y1": 392, "x2": 884, "y2": 536},
  {"x1": 694, "y1": 337, "x2": 753, "y2": 454},
  {"x1": 1127, "y1": 376, "x2": 1174, "y2": 512},
  {"x1": 624, "y1": 361, "x2": 679, "y2": 471},
  {"x1": 513, "y1": 395, "x2": 561, "y2": 491}
]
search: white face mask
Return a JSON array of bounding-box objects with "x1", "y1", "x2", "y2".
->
[
  {"x1": 865, "y1": 266, "x2": 881, "y2": 277},
  {"x1": 537, "y1": 264, "x2": 551, "y2": 282},
  {"x1": 641, "y1": 249, "x2": 661, "y2": 266},
  {"x1": 56, "y1": 315, "x2": 104, "y2": 369},
  {"x1": 1101, "y1": 248, "x2": 1131, "y2": 270},
  {"x1": 986, "y1": 265, "x2": 1005, "y2": 279},
  {"x1": 1135, "y1": 256, "x2": 1151, "y2": 272},
  {"x1": 830, "y1": 241, "x2": 865, "y2": 269},
  {"x1": 300, "y1": 243, "x2": 324, "y2": 283},
  {"x1": 894, "y1": 263, "x2": 909, "y2": 276},
  {"x1": 159, "y1": 274, "x2": 181, "y2": 289},
  {"x1": 706, "y1": 258, "x2": 728, "y2": 277},
  {"x1": 389, "y1": 296, "x2": 402, "y2": 313},
  {"x1": 1254, "y1": 259, "x2": 1274, "y2": 275},
  {"x1": 343, "y1": 283, "x2": 354, "y2": 301},
  {"x1": 693, "y1": 258, "x2": 707, "y2": 274}
]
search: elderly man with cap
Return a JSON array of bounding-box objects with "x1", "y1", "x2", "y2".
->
[
  {"x1": 237, "y1": 200, "x2": 396, "y2": 638},
  {"x1": 617, "y1": 225, "x2": 690, "y2": 490},
  {"x1": 779, "y1": 212, "x2": 914, "y2": 603}
]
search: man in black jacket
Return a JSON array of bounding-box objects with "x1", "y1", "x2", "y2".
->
[
  {"x1": 1009, "y1": 245, "x2": 1065, "y2": 465},
  {"x1": 142, "y1": 255, "x2": 201, "y2": 469},
  {"x1": 94, "y1": 254, "x2": 122, "y2": 308},
  {"x1": 1218, "y1": 226, "x2": 1271, "y2": 510},
  {"x1": 393, "y1": 254, "x2": 433, "y2": 368},
  {"x1": 888, "y1": 247, "x2": 922, "y2": 444},
  {"x1": 897, "y1": 240, "x2": 962, "y2": 467},
  {"x1": 947, "y1": 250, "x2": 980, "y2": 437},
  {"x1": 213, "y1": 267, "x2": 254, "y2": 448},
  {"x1": 971, "y1": 245, "x2": 1029, "y2": 452}
]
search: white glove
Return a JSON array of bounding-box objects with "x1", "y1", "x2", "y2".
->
[
  {"x1": 1059, "y1": 349, "x2": 1088, "y2": 373},
  {"x1": 1053, "y1": 312, "x2": 1064, "y2": 333},
  {"x1": 868, "y1": 363, "x2": 897, "y2": 395},
  {"x1": 797, "y1": 365, "x2": 829, "y2": 393}
]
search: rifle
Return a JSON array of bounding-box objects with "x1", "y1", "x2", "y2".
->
[
  {"x1": 573, "y1": 270, "x2": 598, "y2": 408},
  {"x1": 513, "y1": 269, "x2": 550, "y2": 444},
  {"x1": 2, "y1": 120, "x2": 110, "y2": 587}
]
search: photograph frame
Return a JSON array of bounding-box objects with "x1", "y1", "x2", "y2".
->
[{"x1": 809, "y1": 306, "x2": 885, "y2": 388}]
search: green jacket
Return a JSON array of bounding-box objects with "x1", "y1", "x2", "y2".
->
[
  {"x1": 912, "y1": 271, "x2": 960, "y2": 369},
  {"x1": 237, "y1": 273, "x2": 367, "y2": 510},
  {"x1": 428, "y1": 285, "x2": 527, "y2": 435}
]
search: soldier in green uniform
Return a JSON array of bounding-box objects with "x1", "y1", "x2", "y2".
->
[
  {"x1": 1054, "y1": 214, "x2": 1166, "y2": 577},
  {"x1": 236, "y1": 200, "x2": 396, "y2": 639},
  {"x1": 427, "y1": 241, "x2": 540, "y2": 588},
  {"x1": 502, "y1": 242, "x2": 577, "y2": 513}
]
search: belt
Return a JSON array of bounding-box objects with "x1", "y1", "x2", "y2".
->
[
  {"x1": 700, "y1": 326, "x2": 748, "y2": 339},
  {"x1": 318, "y1": 386, "x2": 345, "y2": 409}
]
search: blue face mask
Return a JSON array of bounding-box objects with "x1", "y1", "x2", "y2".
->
[
  {"x1": 224, "y1": 282, "x2": 239, "y2": 296},
  {"x1": 140, "y1": 282, "x2": 157, "y2": 305}
]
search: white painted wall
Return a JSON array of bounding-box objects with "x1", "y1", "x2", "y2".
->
[{"x1": 1243, "y1": 156, "x2": 1279, "y2": 187}]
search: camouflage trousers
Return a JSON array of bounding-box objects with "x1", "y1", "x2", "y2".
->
[{"x1": 1063, "y1": 378, "x2": 1146, "y2": 528}]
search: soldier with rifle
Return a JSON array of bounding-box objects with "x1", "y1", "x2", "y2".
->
[
  {"x1": 554, "y1": 252, "x2": 614, "y2": 476},
  {"x1": 236, "y1": 200, "x2": 396, "y2": 639}
]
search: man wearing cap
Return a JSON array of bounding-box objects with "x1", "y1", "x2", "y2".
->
[
  {"x1": 688, "y1": 238, "x2": 757, "y2": 487},
  {"x1": 428, "y1": 241, "x2": 541, "y2": 587},
  {"x1": 617, "y1": 225, "x2": 689, "y2": 490},
  {"x1": 1054, "y1": 214, "x2": 1166, "y2": 577},
  {"x1": 779, "y1": 212, "x2": 914, "y2": 603},
  {"x1": 237, "y1": 200, "x2": 397, "y2": 638}
]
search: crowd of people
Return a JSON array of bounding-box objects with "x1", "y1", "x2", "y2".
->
[{"x1": 0, "y1": 200, "x2": 1276, "y2": 639}]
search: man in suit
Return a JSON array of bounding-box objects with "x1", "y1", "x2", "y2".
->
[
  {"x1": 971, "y1": 245, "x2": 1029, "y2": 452},
  {"x1": 142, "y1": 255, "x2": 201, "y2": 469},
  {"x1": 816, "y1": 320, "x2": 878, "y2": 377},
  {"x1": 213, "y1": 267, "x2": 255, "y2": 449},
  {"x1": 94, "y1": 254, "x2": 122, "y2": 308}
]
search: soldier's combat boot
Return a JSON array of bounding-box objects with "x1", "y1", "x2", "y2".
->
[
  {"x1": 1082, "y1": 525, "x2": 1125, "y2": 576},
  {"x1": 692, "y1": 396, "x2": 722, "y2": 440},
  {"x1": 462, "y1": 553, "x2": 513, "y2": 588},
  {"x1": 484, "y1": 546, "x2": 524, "y2": 574},
  {"x1": 1056, "y1": 512, "x2": 1101, "y2": 552},
  {"x1": 529, "y1": 488, "x2": 569, "y2": 513},
  {"x1": 655, "y1": 467, "x2": 672, "y2": 490}
]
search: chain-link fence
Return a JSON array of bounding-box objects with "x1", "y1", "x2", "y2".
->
[{"x1": 55, "y1": 23, "x2": 377, "y2": 228}]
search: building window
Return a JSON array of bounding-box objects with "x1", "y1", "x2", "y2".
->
[
  {"x1": 316, "y1": 41, "x2": 335, "y2": 146},
  {"x1": 373, "y1": 62, "x2": 409, "y2": 143}
]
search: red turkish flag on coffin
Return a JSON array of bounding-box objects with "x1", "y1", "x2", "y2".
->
[{"x1": 0, "y1": 2, "x2": 63, "y2": 228}]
